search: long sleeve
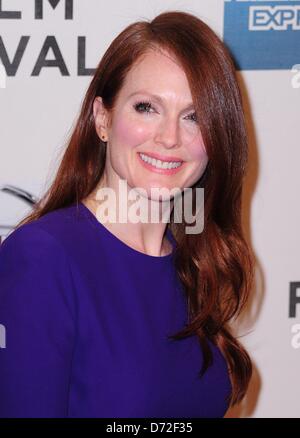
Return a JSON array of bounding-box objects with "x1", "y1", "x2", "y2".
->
[{"x1": 0, "y1": 225, "x2": 76, "y2": 418}]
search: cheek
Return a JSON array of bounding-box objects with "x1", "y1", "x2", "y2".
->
[
  {"x1": 188, "y1": 134, "x2": 208, "y2": 163},
  {"x1": 113, "y1": 116, "x2": 152, "y2": 148}
]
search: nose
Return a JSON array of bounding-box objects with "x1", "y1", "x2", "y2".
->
[{"x1": 154, "y1": 114, "x2": 180, "y2": 149}]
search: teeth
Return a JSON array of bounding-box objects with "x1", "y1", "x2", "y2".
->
[{"x1": 139, "y1": 153, "x2": 182, "y2": 170}]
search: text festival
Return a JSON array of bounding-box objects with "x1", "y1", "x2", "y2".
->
[{"x1": 0, "y1": 0, "x2": 95, "y2": 76}]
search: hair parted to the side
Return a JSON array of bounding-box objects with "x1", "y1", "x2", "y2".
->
[{"x1": 16, "y1": 10, "x2": 254, "y2": 408}]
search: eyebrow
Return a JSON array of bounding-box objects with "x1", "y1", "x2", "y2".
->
[{"x1": 128, "y1": 90, "x2": 195, "y2": 111}]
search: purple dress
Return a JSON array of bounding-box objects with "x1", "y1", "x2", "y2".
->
[{"x1": 0, "y1": 201, "x2": 232, "y2": 417}]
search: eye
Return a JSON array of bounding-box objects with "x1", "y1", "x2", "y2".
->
[
  {"x1": 133, "y1": 101, "x2": 198, "y2": 124},
  {"x1": 185, "y1": 112, "x2": 198, "y2": 124},
  {"x1": 133, "y1": 101, "x2": 155, "y2": 114}
]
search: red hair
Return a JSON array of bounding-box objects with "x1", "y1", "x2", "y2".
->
[{"x1": 17, "y1": 10, "x2": 254, "y2": 407}]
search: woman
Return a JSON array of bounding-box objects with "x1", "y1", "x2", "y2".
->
[{"x1": 0, "y1": 11, "x2": 254, "y2": 418}]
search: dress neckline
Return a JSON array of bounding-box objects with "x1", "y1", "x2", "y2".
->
[{"x1": 78, "y1": 201, "x2": 176, "y2": 261}]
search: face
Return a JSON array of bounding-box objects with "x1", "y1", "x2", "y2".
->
[{"x1": 93, "y1": 48, "x2": 208, "y2": 202}]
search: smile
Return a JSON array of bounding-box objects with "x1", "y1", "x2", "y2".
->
[
  {"x1": 137, "y1": 152, "x2": 185, "y2": 175},
  {"x1": 139, "y1": 153, "x2": 182, "y2": 169}
]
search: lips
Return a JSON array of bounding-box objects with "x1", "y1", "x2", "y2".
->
[
  {"x1": 137, "y1": 151, "x2": 185, "y2": 175},
  {"x1": 139, "y1": 151, "x2": 183, "y2": 163}
]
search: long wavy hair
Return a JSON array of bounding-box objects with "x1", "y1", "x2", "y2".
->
[{"x1": 16, "y1": 10, "x2": 254, "y2": 407}]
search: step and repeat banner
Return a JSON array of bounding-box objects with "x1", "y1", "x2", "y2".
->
[{"x1": 0, "y1": 0, "x2": 299, "y2": 418}]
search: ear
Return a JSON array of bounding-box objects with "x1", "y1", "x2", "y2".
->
[{"x1": 93, "y1": 96, "x2": 110, "y2": 138}]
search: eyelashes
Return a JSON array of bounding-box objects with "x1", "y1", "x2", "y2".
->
[
  {"x1": 134, "y1": 101, "x2": 152, "y2": 113},
  {"x1": 133, "y1": 100, "x2": 198, "y2": 124}
]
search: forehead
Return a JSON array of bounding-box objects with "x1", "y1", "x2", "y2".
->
[{"x1": 119, "y1": 49, "x2": 192, "y2": 100}]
